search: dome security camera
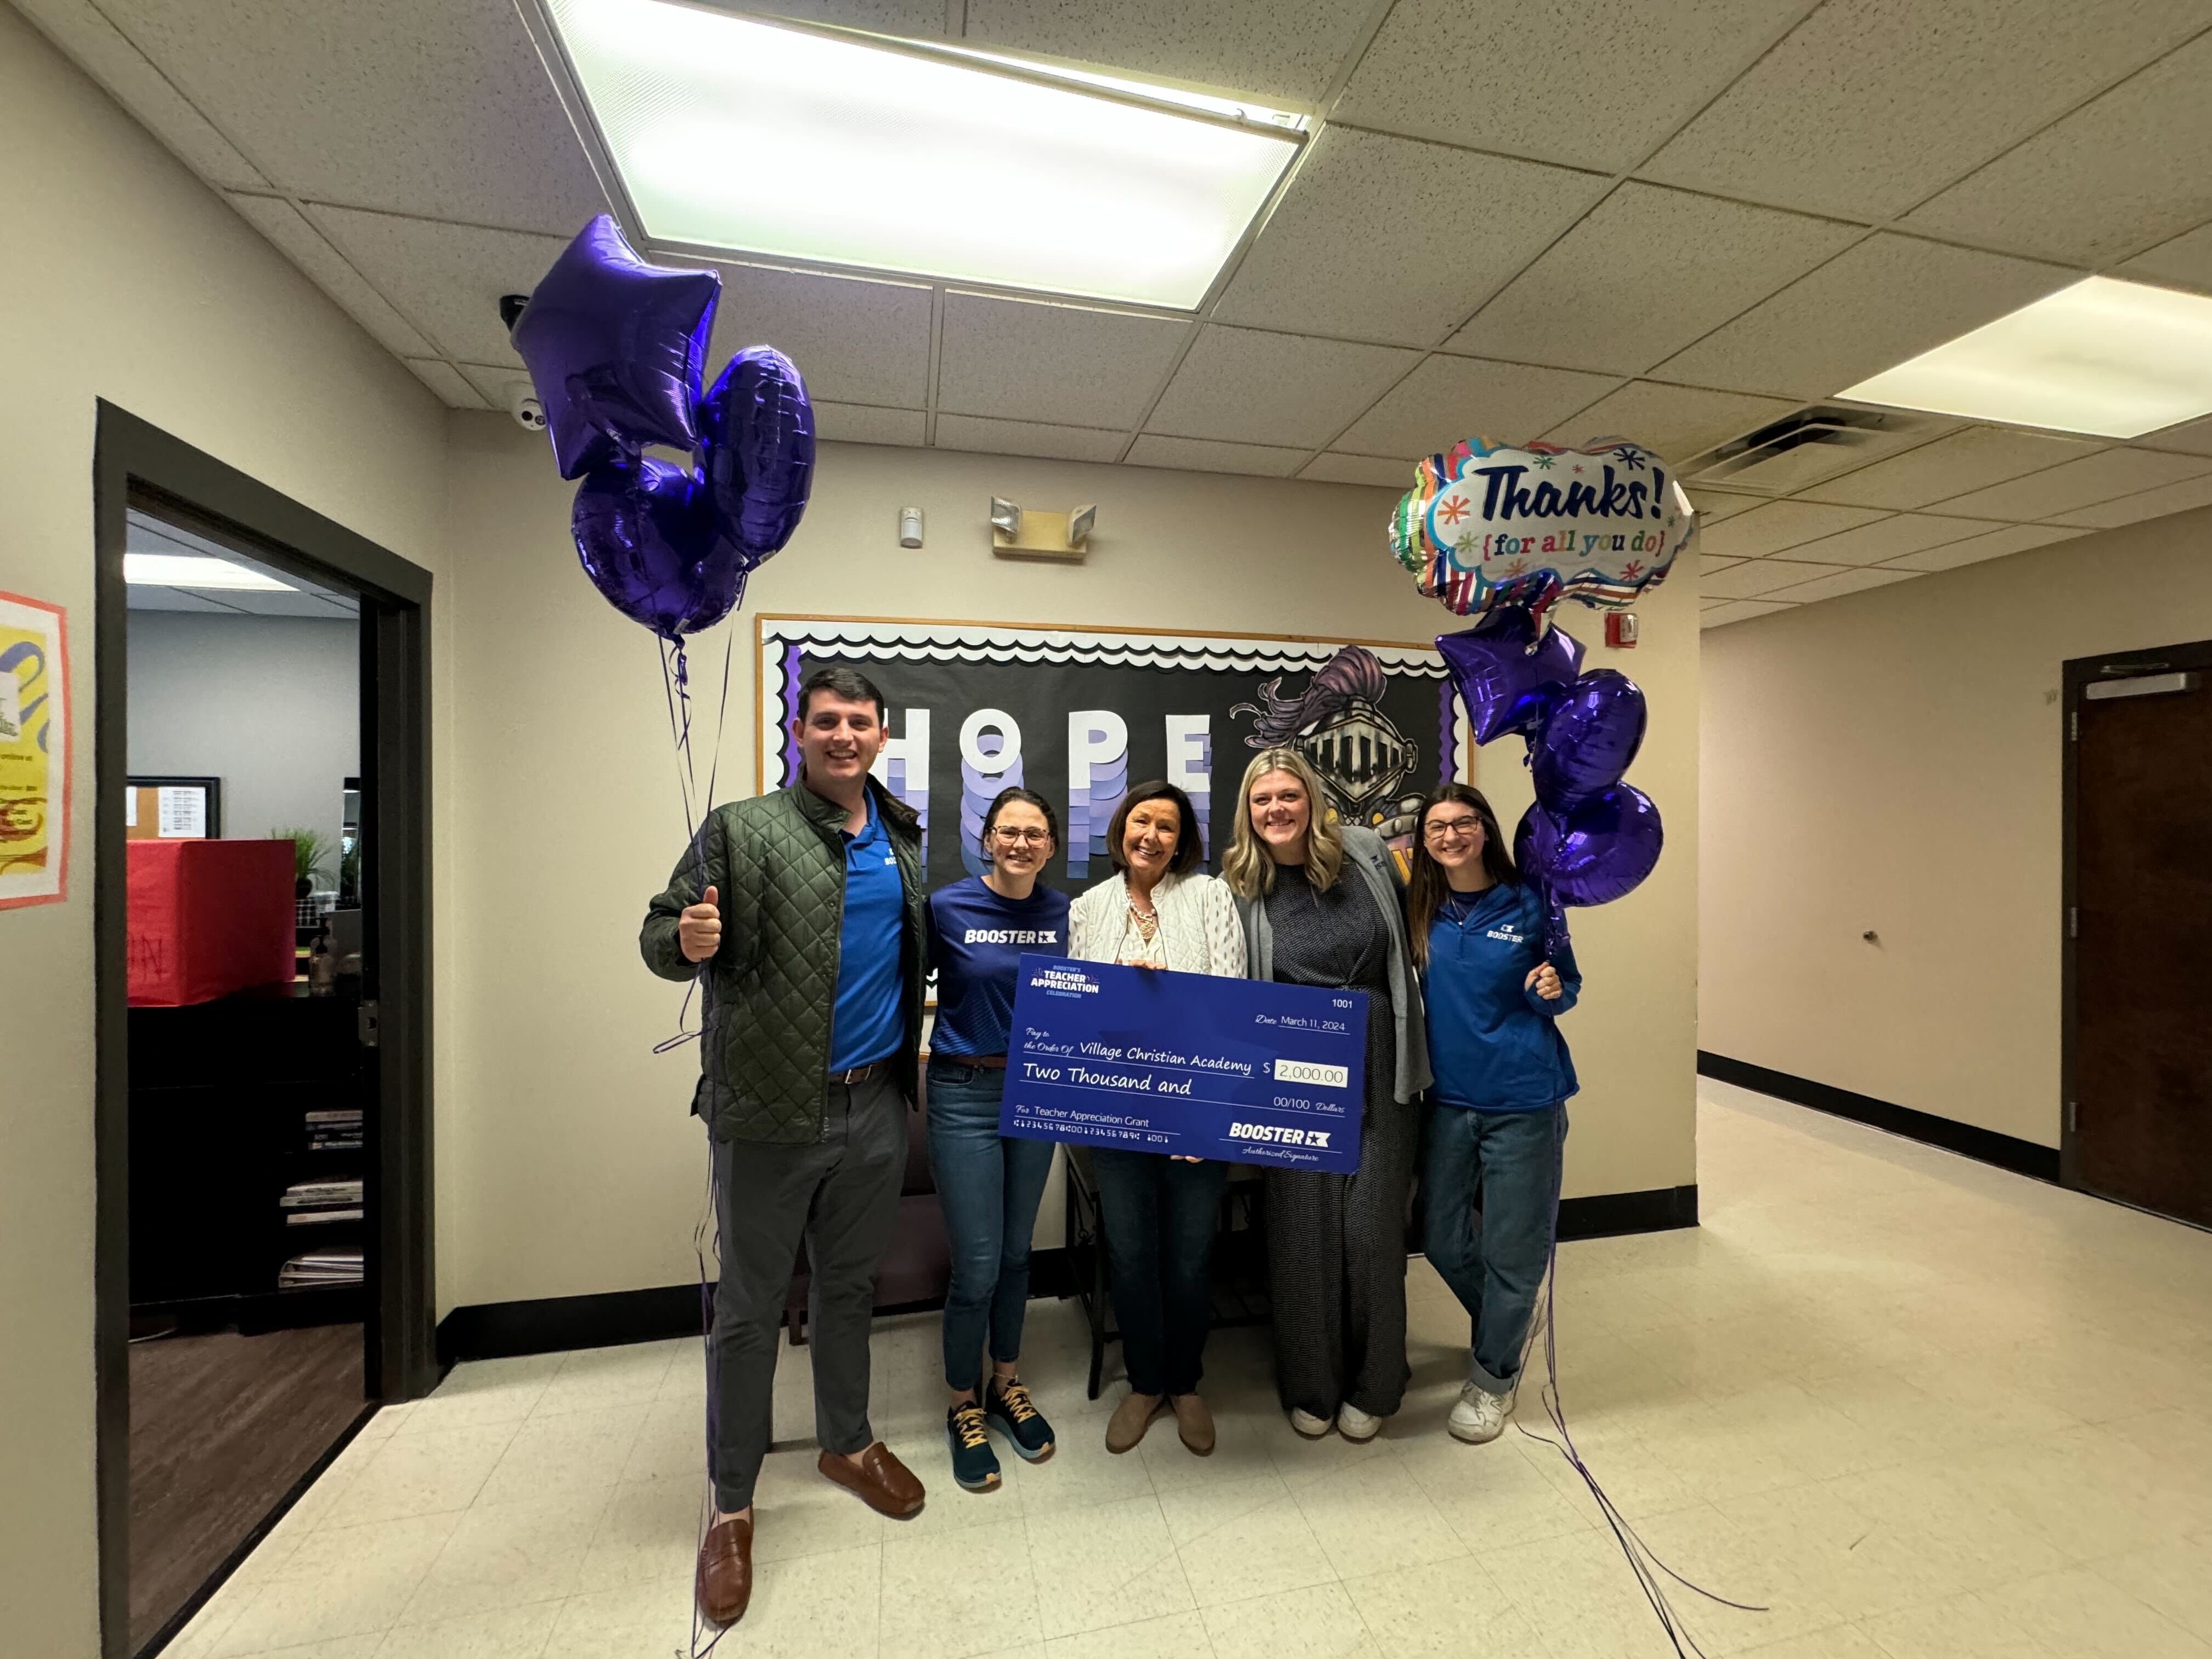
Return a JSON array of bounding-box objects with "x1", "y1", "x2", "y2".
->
[{"x1": 508, "y1": 382, "x2": 546, "y2": 432}]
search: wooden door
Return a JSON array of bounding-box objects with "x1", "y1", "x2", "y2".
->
[{"x1": 2066, "y1": 645, "x2": 2212, "y2": 1227}]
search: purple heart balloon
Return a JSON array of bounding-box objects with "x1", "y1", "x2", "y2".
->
[
  {"x1": 571, "y1": 457, "x2": 746, "y2": 642},
  {"x1": 513, "y1": 215, "x2": 721, "y2": 481},
  {"x1": 701, "y1": 346, "x2": 816, "y2": 564},
  {"x1": 1531, "y1": 669, "x2": 1648, "y2": 812},
  {"x1": 1514, "y1": 783, "x2": 1664, "y2": 909},
  {"x1": 1436, "y1": 607, "x2": 1586, "y2": 746}
]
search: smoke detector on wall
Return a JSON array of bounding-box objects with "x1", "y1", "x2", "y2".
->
[{"x1": 1683, "y1": 405, "x2": 1940, "y2": 494}]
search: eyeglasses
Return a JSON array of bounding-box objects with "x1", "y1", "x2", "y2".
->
[
  {"x1": 989, "y1": 827, "x2": 1052, "y2": 846},
  {"x1": 1423, "y1": 816, "x2": 1484, "y2": 842}
]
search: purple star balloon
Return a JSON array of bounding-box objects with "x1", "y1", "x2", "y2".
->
[
  {"x1": 1435, "y1": 606, "x2": 1587, "y2": 746},
  {"x1": 512, "y1": 215, "x2": 720, "y2": 481}
]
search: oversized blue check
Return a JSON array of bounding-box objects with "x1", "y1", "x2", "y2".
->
[{"x1": 1000, "y1": 955, "x2": 1365, "y2": 1172}]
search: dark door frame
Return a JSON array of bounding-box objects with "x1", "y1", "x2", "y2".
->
[
  {"x1": 2059, "y1": 634, "x2": 2212, "y2": 1207},
  {"x1": 92, "y1": 402, "x2": 438, "y2": 1657}
]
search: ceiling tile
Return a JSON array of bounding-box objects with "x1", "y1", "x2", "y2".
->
[
  {"x1": 1639, "y1": 0, "x2": 2212, "y2": 222},
  {"x1": 1124, "y1": 435, "x2": 1307, "y2": 478},
  {"x1": 2132, "y1": 411, "x2": 2212, "y2": 456},
  {"x1": 1881, "y1": 522, "x2": 2083, "y2": 570},
  {"x1": 937, "y1": 293, "x2": 1189, "y2": 430},
  {"x1": 1145, "y1": 327, "x2": 1420, "y2": 449},
  {"x1": 1212, "y1": 128, "x2": 1610, "y2": 347},
  {"x1": 1774, "y1": 513, "x2": 1993, "y2": 567},
  {"x1": 16, "y1": 0, "x2": 269, "y2": 189},
  {"x1": 962, "y1": 0, "x2": 1376, "y2": 104},
  {"x1": 816, "y1": 403, "x2": 926, "y2": 447},
  {"x1": 1925, "y1": 448, "x2": 2212, "y2": 519},
  {"x1": 1300, "y1": 454, "x2": 1417, "y2": 488},
  {"x1": 1702, "y1": 599, "x2": 1799, "y2": 628},
  {"x1": 1332, "y1": 357, "x2": 1622, "y2": 459},
  {"x1": 1694, "y1": 500, "x2": 1892, "y2": 562},
  {"x1": 95, "y1": 0, "x2": 606, "y2": 232},
  {"x1": 1684, "y1": 488, "x2": 1763, "y2": 524},
  {"x1": 1763, "y1": 564, "x2": 1923, "y2": 603},
  {"x1": 706, "y1": 263, "x2": 933, "y2": 409},
  {"x1": 1539, "y1": 381, "x2": 1800, "y2": 464},
  {"x1": 1702, "y1": 558, "x2": 1853, "y2": 600},
  {"x1": 308, "y1": 208, "x2": 566, "y2": 364},
  {"x1": 1801, "y1": 425, "x2": 2107, "y2": 509},
  {"x1": 225, "y1": 193, "x2": 435, "y2": 357},
  {"x1": 1904, "y1": 33, "x2": 2212, "y2": 265},
  {"x1": 1447, "y1": 186, "x2": 1859, "y2": 376},
  {"x1": 1654, "y1": 234, "x2": 2076, "y2": 399},
  {"x1": 457, "y1": 363, "x2": 535, "y2": 410},
  {"x1": 403, "y1": 359, "x2": 483, "y2": 409},
  {"x1": 1332, "y1": 0, "x2": 1812, "y2": 172},
  {"x1": 2121, "y1": 222, "x2": 2212, "y2": 294},
  {"x1": 931, "y1": 415, "x2": 1126, "y2": 463},
  {"x1": 2047, "y1": 471, "x2": 2212, "y2": 528}
]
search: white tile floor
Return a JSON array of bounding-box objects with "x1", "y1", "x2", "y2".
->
[{"x1": 165, "y1": 1081, "x2": 2212, "y2": 1659}]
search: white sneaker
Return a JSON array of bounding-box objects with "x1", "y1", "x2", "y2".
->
[
  {"x1": 1448, "y1": 1382, "x2": 1510, "y2": 1444},
  {"x1": 1337, "y1": 1402, "x2": 1383, "y2": 1442},
  {"x1": 1288, "y1": 1407, "x2": 1332, "y2": 1438}
]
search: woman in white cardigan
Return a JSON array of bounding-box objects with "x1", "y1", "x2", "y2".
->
[{"x1": 1067, "y1": 780, "x2": 1245, "y2": 1458}]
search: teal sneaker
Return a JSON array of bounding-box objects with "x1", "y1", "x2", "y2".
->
[
  {"x1": 985, "y1": 1378, "x2": 1056, "y2": 1462},
  {"x1": 947, "y1": 1401, "x2": 1001, "y2": 1492}
]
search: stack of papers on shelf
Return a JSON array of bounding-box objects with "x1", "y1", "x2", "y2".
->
[
  {"x1": 280, "y1": 1178, "x2": 363, "y2": 1208},
  {"x1": 306, "y1": 1108, "x2": 364, "y2": 1152},
  {"x1": 279, "y1": 1248, "x2": 363, "y2": 1288}
]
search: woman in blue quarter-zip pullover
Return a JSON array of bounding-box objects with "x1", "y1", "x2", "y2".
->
[{"x1": 1408, "y1": 782, "x2": 1579, "y2": 1447}]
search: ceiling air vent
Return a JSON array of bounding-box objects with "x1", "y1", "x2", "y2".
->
[{"x1": 1683, "y1": 405, "x2": 1929, "y2": 494}]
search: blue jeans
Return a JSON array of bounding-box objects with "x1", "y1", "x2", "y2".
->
[
  {"x1": 1420, "y1": 1102, "x2": 1566, "y2": 1395},
  {"x1": 926, "y1": 1058, "x2": 1058, "y2": 1392},
  {"x1": 1090, "y1": 1150, "x2": 1227, "y2": 1396}
]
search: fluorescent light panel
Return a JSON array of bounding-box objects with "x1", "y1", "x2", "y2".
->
[
  {"x1": 1841, "y1": 276, "x2": 2212, "y2": 439},
  {"x1": 125, "y1": 554, "x2": 294, "y2": 591},
  {"x1": 543, "y1": 0, "x2": 1302, "y2": 309}
]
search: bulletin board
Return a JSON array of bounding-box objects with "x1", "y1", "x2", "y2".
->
[{"x1": 126, "y1": 776, "x2": 223, "y2": 840}]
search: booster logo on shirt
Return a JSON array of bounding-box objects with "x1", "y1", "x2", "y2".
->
[
  {"x1": 965, "y1": 928, "x2": 1060, "y2": 945},
  {"x1": 1486, "y1": 927, "x2": 1525, "y2": 944}
]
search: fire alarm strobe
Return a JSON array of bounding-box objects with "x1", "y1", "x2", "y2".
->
[{"x1": 1605, "y1": 612, "x2": 1639, "y2": 648}]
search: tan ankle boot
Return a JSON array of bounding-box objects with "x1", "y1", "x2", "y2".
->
[
  {"x1": 1105, "y1": 1390, "x2": 1167, "y2": 1453},
  {"x1": 1170, "y1": 1392, "x2": 1215, "y2": 1455}
]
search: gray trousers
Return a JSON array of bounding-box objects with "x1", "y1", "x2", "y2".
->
[{"x1": 708, "y1": 1074, "x2": 906, "y2": 1511}]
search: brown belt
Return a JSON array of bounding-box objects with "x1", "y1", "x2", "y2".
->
[
  {"x1": 828, "y1": 1060, "x2": 889, "y2": 1086},
  {"x1": 970, "y1": 1054, "x2": 1008, "y2": 1069}
]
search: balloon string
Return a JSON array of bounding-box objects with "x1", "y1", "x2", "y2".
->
[
  {"x1": 1510, "y1": 1110, "x2": 1768, "y2": 1659},
  {"x1": 651, "y1": 633, "x2": 736, "y2": 1060}
]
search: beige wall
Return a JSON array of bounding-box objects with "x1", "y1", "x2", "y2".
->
[
  {"x1": 1700, "y1": 501, "x2": 2212, "y2": 1148},
  {"x1": 439, "y1": 417, "x2": 1701, "y2": 1312},
  {"x1": 0, "y1": 12, "x2": 450, "y2": 1650}
]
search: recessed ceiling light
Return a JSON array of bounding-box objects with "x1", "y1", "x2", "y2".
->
[
  {"x1": 536, "y1": 0, "x2": 1305, "y2": 310},
  {"x1": 125, "y1": 554, "x2": 295, "y2": 591},
  {"x1": 1839, "y1": 276, "x2": 2212, "y2": 439}
]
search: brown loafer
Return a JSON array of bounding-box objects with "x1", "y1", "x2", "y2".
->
[
  {"x1": 1170, "y1": 1392, "x2": 1216, "y2": 1455},
  {"x1": 820, "y1": 1442, "x2": 926, "y2": 1518},
  {"x1": 1105, "y1": 1390, "x2": 1169, "y2": 1454},
  {"x1": 696, "y1": 1515, "x2": 752, "y2": 1627}
]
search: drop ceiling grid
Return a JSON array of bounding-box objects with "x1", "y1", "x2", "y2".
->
[{"x1": 23, "y1": 0, "x2": 2212, "y2": 592}]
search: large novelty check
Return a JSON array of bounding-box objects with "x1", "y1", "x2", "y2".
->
[{"x1": 1000, "y1": 956, "x2": 1366, "y2": 1173}]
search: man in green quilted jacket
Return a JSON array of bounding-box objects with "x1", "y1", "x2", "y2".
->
[{"x1": 641, "y1": 665, "x2": 928, "y2": 1627}]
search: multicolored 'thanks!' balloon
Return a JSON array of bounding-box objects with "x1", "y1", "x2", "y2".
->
[{"x1": 1390, "y1": 436, "x2": 1696, "y2": 620}]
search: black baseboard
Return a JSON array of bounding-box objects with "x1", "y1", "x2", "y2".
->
[
  {"x1": 1699, "y1": 1051, "x2": 2059, "y2": 1182},
  {"x1": 1558, "y1": 1183, "x2": 1699, "y2": 1239},
  {"x1": 435, "y1": 1182, "x2": 1696, "y2": 1368}
]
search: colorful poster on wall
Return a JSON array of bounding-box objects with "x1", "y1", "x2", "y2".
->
[
  {"x1": 0, "y1": 589, "x2": 69, "y2": 910},
  {"x1": 757, "y1": 616, "x2": 1466, "y2": 890}
]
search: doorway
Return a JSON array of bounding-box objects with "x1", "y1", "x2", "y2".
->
[
  {"x1": 2063, "y1": 637, "x2": 2212, "y2": 1229},
  {"x1": 93, "y1": 405, "x2": 437, "y2": 1659}
]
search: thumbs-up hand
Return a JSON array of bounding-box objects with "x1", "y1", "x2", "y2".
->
[{"x1": 680, "y1": 884, "x2": 722, "y2": 963}]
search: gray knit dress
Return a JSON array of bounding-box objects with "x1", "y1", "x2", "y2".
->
[{"x1": 1260, "y1": 866, "x2": 1416, "y2": 1418}]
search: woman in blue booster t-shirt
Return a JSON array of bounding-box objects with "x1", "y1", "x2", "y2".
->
[
  {"x1": 1408, "y1": 782, "x2": 1581, "y2": 1448},
  {"x1": 925, "y1": 786, "x2": 1072, "y2": 1493}
]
